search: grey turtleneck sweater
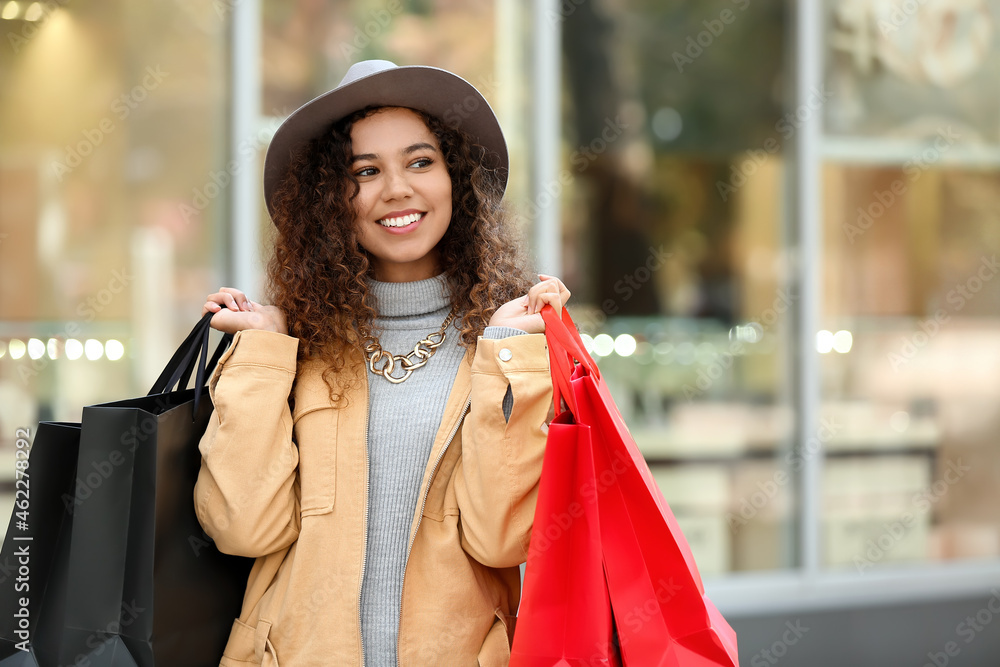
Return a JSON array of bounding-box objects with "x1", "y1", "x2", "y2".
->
[{"x1": 360, "y1": 273, "x2": 524, "y2": 666}]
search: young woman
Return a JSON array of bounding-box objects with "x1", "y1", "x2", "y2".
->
[{"x1": 194, "y1": 60, "x2": 570, "y2": 666}]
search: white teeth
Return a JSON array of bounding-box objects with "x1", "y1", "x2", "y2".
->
[{"x1": 378, "y1": 212, "x2": 422, "y2": 227}]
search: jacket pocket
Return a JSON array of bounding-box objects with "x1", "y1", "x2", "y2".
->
[
  {"x1": 221, "y1": 617, "x2": 280, "y2": 667},
  {"x1": 262, "y1": 638, "x2": 279, "y2": 667},
  {"x1": 477, "y1": 609, "x2": 512, "y2": 667},
  {"x1": 292, "y1": 405, "x2": 337, "y2": 516}
]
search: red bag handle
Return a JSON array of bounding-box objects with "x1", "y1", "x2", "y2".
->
[
  {"x1": 541, "y1": 305, "x2": 600, "y2": 378},
  {"x1": 541, "y1": 305, "x2": 601, "y2": 417},
  {"x1": 547, "y1": 326, "x2": 577, "y2": 417}
]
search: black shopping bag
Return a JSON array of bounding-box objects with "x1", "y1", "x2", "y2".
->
[
  {"x1": 0, "y1": 313, "x2": 253, "y2": 666},
  {"x1": 0, "y1": 422, "x2": 81, "y2": 667},
  {"x1": 58, "y1": 313, "x2": 252, "y2": 667}
]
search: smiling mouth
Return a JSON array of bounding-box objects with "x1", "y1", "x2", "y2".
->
[{"x1": 378, "y1": 212, "x2": 425, "y2": 228}]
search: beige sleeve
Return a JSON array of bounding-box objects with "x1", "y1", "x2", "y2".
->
[
  {"x1": 455, "y1": 333, "x2": 552, "y2": 568},
  {"x1": 193, "y1": 328, "x2": 302, "y2": 558}
]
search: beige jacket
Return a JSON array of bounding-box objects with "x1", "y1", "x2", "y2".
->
[{"x1": 193, "y1": 327, "x2": 552, "y2": 666}]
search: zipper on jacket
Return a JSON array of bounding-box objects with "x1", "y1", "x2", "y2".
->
[
  {"x1": 359, "y1": 372, "x2": 371, "y2": 667},
  {"x1": 396, "y1": 395, "x2": 472, "y2": 665}
]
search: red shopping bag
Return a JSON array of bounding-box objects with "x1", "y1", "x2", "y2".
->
[
  {"x1": 540, "y1": 305, "x2": 739, "y2": 667},
  {"x1": 509, "y1": 313, "x2": 621, "y2": 667}
]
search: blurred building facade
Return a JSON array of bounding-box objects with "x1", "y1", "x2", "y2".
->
[{"x1": 1, "y1": 0, "x2": 999, "y2": 663}]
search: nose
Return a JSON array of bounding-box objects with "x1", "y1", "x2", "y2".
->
[{"x1": 381, "y1": 166, "x2": 414, "y2": 201}]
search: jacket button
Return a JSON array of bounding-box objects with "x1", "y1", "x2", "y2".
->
[{"x1": 498, "y1": 348, "x2": 513, "y2": 362}]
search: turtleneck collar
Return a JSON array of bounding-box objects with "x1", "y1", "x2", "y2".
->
[{"x1": 366, "y1": 272, "x2": 451, "y2": 319}]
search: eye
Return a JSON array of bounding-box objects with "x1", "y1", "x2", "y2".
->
[
  {"x1": 410, "y1": 157, "x2": 433, "y2": 169},
  {"x1": 355, "y1": 166, "x2": 377, "y2": 177}
]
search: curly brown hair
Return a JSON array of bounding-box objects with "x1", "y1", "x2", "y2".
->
[{"x1": 265, "y1": 105, "x2": 534, "y2": 405}]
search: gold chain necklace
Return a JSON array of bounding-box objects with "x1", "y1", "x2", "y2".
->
[{"x1": 363, "y1": 307, "x2": 458, "y2": 384}]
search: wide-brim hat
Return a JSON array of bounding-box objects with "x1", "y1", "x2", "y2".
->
[{"x1": 262, "y1": 59, "x2": 509, "y2": 220}]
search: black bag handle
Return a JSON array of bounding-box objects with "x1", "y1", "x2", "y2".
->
[
  {"x1": 148, "y1": 312, "x2": 234, "y2": 416},
  {"x1": 148, "y1": 312, "x2": 212, "y2": 395},
  {"x1": 172, "y1": 319, "x2": 210, "y2": 392}
]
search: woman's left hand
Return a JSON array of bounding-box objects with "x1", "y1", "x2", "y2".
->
[{"x1": 488, "y1": 274, "x2": 571, "y2": 333}]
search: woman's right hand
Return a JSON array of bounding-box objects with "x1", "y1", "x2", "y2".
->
[{"x1": 203, "y1": 287, "x2": 289, "y2": 335}]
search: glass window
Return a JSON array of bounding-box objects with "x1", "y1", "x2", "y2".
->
[
  {"x1": 0, "y1": 1, "x2": 229, "y2": 524},
  {"x1": 821, "y1": 0, "x2": 1000, "y2": 570},
  {"x1": 559, "y1": 0, "x2": 793, "y2": 574}
]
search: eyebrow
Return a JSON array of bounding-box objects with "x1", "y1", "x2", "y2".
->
[{"x1": 351, "y1": 142, "x2": 438, "y2": 164}]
